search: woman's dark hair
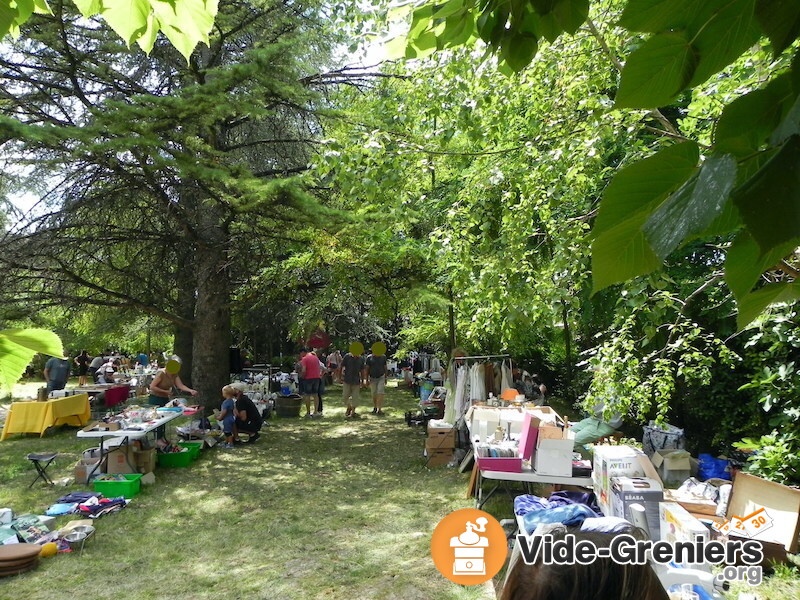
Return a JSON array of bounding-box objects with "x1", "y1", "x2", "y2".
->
[
  {"x1": 80, "y1": 350, "x2": 88, "y2": 357},
  {"x1": 500, "y1": 528, "x2": 668, "y2": 600}
]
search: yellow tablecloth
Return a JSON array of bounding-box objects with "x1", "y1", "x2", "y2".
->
[{"x1": 1, "y1": 394, "x2": 90, "y2": 440}]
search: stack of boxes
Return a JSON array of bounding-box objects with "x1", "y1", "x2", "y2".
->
[
  {"x1": 594, "y1": 445, "x2": 664, "y2": 539},
  {"x1": 426, "y1": 425, "x2": 455, "y2": 466}
]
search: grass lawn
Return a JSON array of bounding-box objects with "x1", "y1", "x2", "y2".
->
[
  {"x1": 0, "y1": 380, "x2": 493, "y2": 600},
  {"x1": 2, "y1": 380, "x2": 798, "y2": 598}
]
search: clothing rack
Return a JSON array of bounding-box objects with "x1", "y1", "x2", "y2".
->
[{"x1": 458, "y1": 354, "x2": 510, "y2": 360}]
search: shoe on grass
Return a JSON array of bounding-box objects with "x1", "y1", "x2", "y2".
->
[
  {"x1": 223, "y1": 442, "x2": 234, "y2": 449},
  {"x1": 376, "y1": 410, "x2": 385, "y2": 416},
  {"x1": 247, "y1": 433, "x2": 261, "y2": 444},
  {"x1": 371, "y1": 407, "x2": 377, "y2": 414}
]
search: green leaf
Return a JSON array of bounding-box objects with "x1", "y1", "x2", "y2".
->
[
  {"x1": 100, "y1": 0, "x2": 151, "y2": 46},
  {"x1": 715, "y1": 74, "x2": 794, "y2": 157},
  {"x1": 733, "y1": 135, "x2": 800, "y2": 254},
  {"x1": 0, "y1": 329, "x2": 64, "y2": 392},
  {"x1": 476, "y1": 8, "x2": 497, "y2": 44},
  {"x1": 591, "y1": 216, "x2": 662, "y2": 293},
  {"x1": 136, "y1": 12, "x2": 160, "y2": 54},
  {"x1": 736, "y1": 282, "x2": 800, "y2": 329},
  {"x1": 14, "y1": 0, "x2": 34, "y2": 23},
  {"x1": 0, "y1": 1, "x2": 17, "y2": 38},
  {"x1": 432, "y1": 0, "x2": 465, "y2": 19},
  {"x1": 618, "y1": 0, "x2": 705, "y2": 33},
  {"x1": 689, "y1": 0, "x2": 761, "y2": 87},
  {"x1": 593, "y1": 142, "x2": 700, "y2": 238},
  {"x1": 413, "y1": 30, "x2": 437, "y2": 51},
  {"x1": 643, "y1": 154, "x2": 737, "y2": 259},
  {"x1": 756, "y1": 0, "x2": 800, "y2": 56},
  {"x1": 551, "y1": 0, "x2": 589, "y2": 35},
  {"x1": 532, "y1": 0, "x2": 558, "y2": 15},
  {"x1": 32, "y1": 0, "x2": 50, "y2": 14},
  {"x1": 384, "y1": 35, "x2": 408, "y2": 60},
  {"x1": 72, "y1": 0, "x2": 102, "y2": 16},
  {"x1": 591, "y1": 143, "x2": 700, "y2": 292},
  {"x1": 501, "y1": 32, "x2": 538, "y2": 73},
  {"x1": 770, "y1": 94, "x2": 800, "y2": 146},
  {"x1": 725, "y1": 231, "x2": 800, "y2": 300},
  {"x1": 615, "y1": 31, "x2": 697, "y2": 109}
]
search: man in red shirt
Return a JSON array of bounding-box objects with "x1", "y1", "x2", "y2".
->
[{"x1": 300, "y1": 348, "x2": 322, "y2": 418}]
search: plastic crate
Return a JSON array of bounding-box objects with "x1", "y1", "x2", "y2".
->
[
  {"x1": 93, "y1": 474, "x2": 142, "y2": 499},
  {"x1": 177, "y1": 442, "x2": 202, "y2": 461},
  {"x1": 157, "y1": 449, "x2": 193, "y2": 468}
]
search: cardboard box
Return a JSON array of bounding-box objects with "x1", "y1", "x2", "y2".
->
[
  {"x1": 726, "y1": 472, "x2": 800, "y2": 553},
  {"x1": 83, "y1": 447, "x2": 102, "y2": 459},
  {"x1": 593, "y1": 445, "x2": 648, "y2": 515},
  {"x1": 81, "y1": 421, "x2": 121, "y2": 432},
  {"x1": 650, "y1": 449, "x2": 691, "y2": 487},
  {"x1": 426, "y1": 449, "x2": 454, "y2": 467},
  {"x1": 611, "y1": 477, "x2": 663, "y2": 540},
  {"x1": 660, "y1": 502, "x2": 710, "y2": 545},
  {"x1": 534, "y1": 433, "x2": 575, "y2": 476},
  {"x1": 73, "y1": 457, "x2": 105, "y2": 484},
  {"x1": 106, "y1": 445, "x2": 138, "y2": 474},
  {"x1": 426, "y1": 426, "x2": 455, "y2": 449},
  {"x1": 133, "y1": 448, "x2": 156, "y2": 474},
  {"x1": 663, "y1": 489, "x2": 718, "y2": 516}
]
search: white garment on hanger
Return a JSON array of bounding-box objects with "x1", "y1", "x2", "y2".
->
[
  {"x1": 469, "y1": 362, "x2": 485, "y2": 402},
  {"x1": 501, "y1": 360, "x2": 513, "y2": 392},
  {"x1": 454, "y1": 365, "x2": 469, "y2": 420}
]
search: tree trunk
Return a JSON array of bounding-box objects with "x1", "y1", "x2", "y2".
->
[
  {"x1": 192, "y1": 240, "x2": 231, "y2": 411},
  {"x1": 173, "y1": 252, "x2": 197, "y2": 386}
]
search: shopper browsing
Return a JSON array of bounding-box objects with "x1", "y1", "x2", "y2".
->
[{"x1": 215, "y1": 385, "x2": 238, "y2": 449}]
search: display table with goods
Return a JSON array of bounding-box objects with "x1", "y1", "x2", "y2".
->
[
  {"x1": 467, "y1": 405, "x2": 593, "y2": 509},
  {"x1": 76, "y1": 408, "x2": 187, "y2": 477},
  {"x1": 1, "y1": 394, "x2": 91, "y2": 440}
]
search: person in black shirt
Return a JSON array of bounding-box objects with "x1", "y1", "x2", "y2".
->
[{"x1": 231, "y1": 384, "x2": 263, "y2": 443}]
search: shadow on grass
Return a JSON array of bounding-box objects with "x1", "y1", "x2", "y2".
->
[{"x1": 0, "y1": 382, "x2": 495, "y2": 600}]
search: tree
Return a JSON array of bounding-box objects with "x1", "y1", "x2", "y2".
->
[
  {"x1": 0, "y1": 0, "x2": 352, "y2": 403},
  {"x1": 393, "y1": 0, "x2": 800, "y2": 329}
]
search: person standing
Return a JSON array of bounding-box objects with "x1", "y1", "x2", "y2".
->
[
  {"x1": 341, "y1": 343, "x2": 367, "y2": 418},
  {"x1": 326, "y1": 349, "x2": 342, "y2": 383},
  {"x1": 366, "y1": 343, "x2": 389, "y2": 416},
  {"x1": 44, "y1": 355, "x2": 71, "y2": 394},
  {"x1": 300, "y1": 348, "x2": 322, "y2": 418},
  {"x1": 88, "y1": 353, "x2": 104, "y2": 382},
  {"x1": 74, "y1": 350, "x2": 90, "y2": 386},
  {"x1": 148, "y1": 357, "x2": 198, "y2": 406}
]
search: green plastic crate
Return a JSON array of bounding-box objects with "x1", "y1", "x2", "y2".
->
[
  {"x1": 93, "y1": 474, "x2": 142, "y2": 499},
  {"x1": 157, "y1": 449, "x2": 193, "y2": 468},
  {"x1": 177, "y1": 442, "x2": 202, "y2": 461}
]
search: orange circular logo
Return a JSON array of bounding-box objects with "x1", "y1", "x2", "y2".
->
[{"x1": 430, "y1": 508, "x2": 507, "y2": 585}]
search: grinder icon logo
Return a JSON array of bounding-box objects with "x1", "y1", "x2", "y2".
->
[{"x1": 431, "y1": 508, "x2": 506, "y2": 585}]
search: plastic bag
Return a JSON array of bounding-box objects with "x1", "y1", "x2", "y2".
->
[
  {"x1": 697, "y1": 453, "x2": 731, "y2": 481},
  {"x1": 642, "y1": 421, "x2": 685, "y2": 457}
]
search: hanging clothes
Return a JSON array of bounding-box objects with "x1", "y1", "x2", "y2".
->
[
  {"x1": 431, "y1": 357, "x2": 441, "y2": 373},
  {"x1": 454, "y1": 365, "x2": 469, "y2": 420},
  {"x1": 501, "y1": 359, "x2": 513, "y2": 392},
  {"x1": 484, "y1": 362, "x2": 495, "y2": 397},
  {"x1": 469, "y1": 362, "x2": 485, "y2": 403}
]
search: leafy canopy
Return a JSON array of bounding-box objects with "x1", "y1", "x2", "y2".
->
[
  {"x1": 393, "y1": 0, "x2": 800, "y2": 329},
  {"x1": 0, "y1": 0, "x2": 218, "y2": 61}
]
